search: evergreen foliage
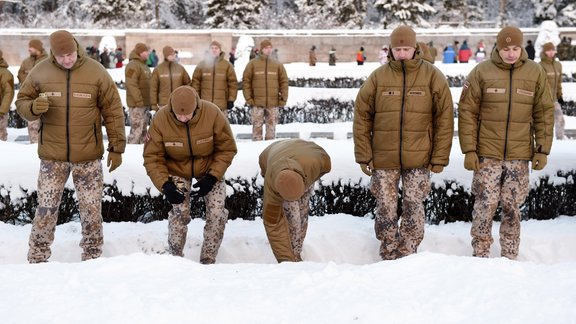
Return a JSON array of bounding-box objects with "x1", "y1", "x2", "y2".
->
[{"x1": 2, "y1": 171, "x2": 575, "y2": 225}]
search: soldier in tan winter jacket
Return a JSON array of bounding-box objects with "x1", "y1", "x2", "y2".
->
[
  {"x1": 150, "y1": 46, "x2": 191, "y2": 111},
  {"x1": 243, "y1": 40, "x2": 289, "y2": 141},
  {"x1": 259, "y1": 139, "x2": 331, "y2": 262},
  {"x1": 539, "y1": 42, "x2": 565, "y2": 140},
  {"x1": 191, "y1": 41, "x2": 237, "y2": 117},
  {"x1": 15, "y1": 30, "x2": 126, "y2": 263},
  {"x1": 143, "y1": 85, "x2": 237, "y2": 264},
  {"x1": 125, "y1": 42, "x2": 151, "y2": 144},
  {"x1": 458, "y1": 26, "x2": 554, "y2": 259},
  {"x1": 18, "y1": 39, "x2": 48, "y2": 144},
  {"x1": 353, "y1": 25, "x2": 454, "y2": 260},
  {"x1": 0, "y1": 49, "x2": 15, "y2": 141}
]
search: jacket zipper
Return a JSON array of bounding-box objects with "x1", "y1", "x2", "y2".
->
[
  {"x1": 265, "y1": 57, "x2": 268, "y2": 107},
  {"x1": 211, "y1": 58, "x2": 216, "y2": 103},
  {"x1": 185, "y1": 124, "x2": 195, "y2": 179},
  {"x1": 169, "y1": 62, "x2": 173, "y2": 94},
  {"x1": 503, "y1": 65, "x2": 514, "y2": 159},
  {"x1": 66, "y1": 70, "x2": 71, "y2": 162},
  {"x1": 399, "y1": 61, "x2": 406, "y2": 169}
]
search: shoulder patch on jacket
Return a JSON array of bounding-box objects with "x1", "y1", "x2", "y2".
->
[
  {"x1": 517, "y1": 89, "x2": 534, "y2": 97},
  {"x1": 486, "y1": 88, "x2": 506, "y2": 94},
  {"x1": 460, "y1": 81, "x2": 470, "y2": 101},
  {"x1": 126, "y1": 68, "x2": 135, "y2": 78}
]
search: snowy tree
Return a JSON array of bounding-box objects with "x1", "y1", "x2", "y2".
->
[
  {"x1": 532, "y1": 0, "x2": 557, "y2": 24},
  {"x1": 294, "y1": 0, "x2": 337, "y2": 29},
  {"x1": 438, "y1": 0, "x2": 484, "y2": 27},
  {"x1": 206, "y1": 0, "x2": 267, "y2": 29},
  {"x1": 333, "y1": 0, "x2": 366, "y2": 29},
  {"x1": 87, "y1": 0, "x2": 151, "y2": 28},
  {"x1": 556, "y1": 2, "x2": 576, "y2": 27},
  {"x1": 374, "y1": 0, "x2": 436, "y2": 28}
]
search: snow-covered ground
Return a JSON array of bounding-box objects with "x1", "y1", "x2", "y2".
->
[{"x1": 1, "y1": 60, "x2": 576, "y2": 324}]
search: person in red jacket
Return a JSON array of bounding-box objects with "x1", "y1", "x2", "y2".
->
[{"x1": 458, "y1": 40, "x2": 472, "y2": 63}]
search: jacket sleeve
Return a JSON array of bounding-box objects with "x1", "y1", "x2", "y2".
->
[
  {"x1": 208, "y1": 111, "x2": 237, "y2": 180},
  {"x1": 430, "y1": 69, "x2": 454, "y2": 166},
  {"x1": 227, "y1": 64, "x2": 238, "y2": 102},
  {"x1": 15, "y1": 75, "x2": 41, "y2": 121},
  {"x1": 458, "y1": 68, "x2": 483, "y2": 154},
  {"x1": 182, "y1": 66, "x2": 192, "y2": 87},
  {"x1": 100, "y1": 72, "x2": 127, "y2": 154},
  {"x1": 352, "y1": 73, "x2": 376, "y2": 164},
  {"x1": 556, "y1": 63, "x2": 563, "y2": 100},
  {"x1": 191, "y1": 65, "x2": 202, "y2": 94},
  {"x1": 0, "y1": 72, "x2": 14, "y2": 115},
  {"x1": 143, "y1": 117, "x2": 170, "y2": 191},
  {"x1": 533, "y1": 68, "x2": 555, "y2": 155},
  {"x1": 242, "y1": 63, "x2": 254, "y2": 105},
  {"x1": 125, "y1": 63, "x2": 144, "y2": 107},
  {"x1": 150, "y1": 69, "x2": 159, "y2": 106},
  {"x1": 262, "y1": 195, "x2": 297, "y2": 263},
  {"x1": 278, "y1": 64, "x2": 289, "y2": 106}
]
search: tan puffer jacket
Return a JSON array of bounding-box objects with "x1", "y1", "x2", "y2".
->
[
  {"x1": 242, "y1": 54, "x2": 289, "y2": 107},
  {"x1": 0, "y1": 58, "x2": 14, "y2": 115},
  {"x1": 150, "y1": 60, "x2": 191, "y2": 108},
  {"x1": 258, "y1": 139, "x2": 331, "y2": 262},
  {"x1": 15, "y1": 42, "x2": 126, "y2": 162},
  {"x1": 458, "y1": 49, "x2": 554, "y2": 160},
  {"x1": 354, "y1": 47, "x2": 454, "y2": 170},
  {"x1": 143, "y1": 91, "x2": 237, "y2": 191},
  {"x1": 539, "y1": 54, "x2": 562, "y2": 101},
  {"x1": 191, "y1": 52, "x2": 238, "y2": 111},
  {"x1": 17, "y1": 51, "x2": 48, "y2": 84},
  {"x1": 125, "y1": 50, "x2": 151, "y2": 107}
]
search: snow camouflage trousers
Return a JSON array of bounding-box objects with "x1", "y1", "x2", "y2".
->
[
  {"x1": 28, "y1": 159, "x2": 104, "y2": 263},
  {"x1": 554, "y1": 102, "x2": 565, "y2": 140},
  {"x1": 127, "y1": 106, "x2": 149, "y2": 144},
  {"x1": 167, "y1": 175, "x2": 228, "y2": 264},
  {"x1": 282, "y1": 184, "x2": 315, "y2": 261},
  {"x1": 251, "y1": 106, "x2": 279, "y2": 141},
  {"x1": 0, "y1": 113, "x2": 7, "y2": 141},
  {"x1": 470, "y1": 158, "x2": 529, "y2": 259},
  {"x1": 27, "y1": 119, "x2": 40, "y2": 144},
  {"x1": 371, "y1": 168, "x2": 430, "y2": 260}
]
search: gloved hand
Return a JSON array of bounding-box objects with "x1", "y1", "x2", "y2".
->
[
  {"x1": 532, "y1": 153, "x2": 547, "y2": 170},
  {"x1": 427, "y1": 164, "x2": 444, "y2": 173},
  {"x1": 32, "y1": 96, "x2": 49, "y2": 115},
  {"x1": 360, "y1": 162, "x2": 373, "y2": 176},
  {"x1": 162, "y1": 180, "x2": 185, "y2": 204},
  {"x1": 190, "y1": 174, "x2": 218, "y2": 198},
  {"x1": 464, "y1": 152, "x2": 480, "y2": 171},
  {"x1": 557, "y1": 97, "x2": 565, "y2": 106},
  {"x1": 227, "y1": 101, "x2": 234, "y2": 110},
  {"x1": 107, "y1": 152, "x2": 122, "y2": 172}
]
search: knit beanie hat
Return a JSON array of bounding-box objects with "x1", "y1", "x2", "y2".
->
[
  {"x1": 275, "y1": 170, "x2": 305, "y2": 201},
  {"x1": 134, "y1": 42, "x2": 148, "y2": 55},
  {"x1": 390, "y1": 25, "x2": 416, "y2": 48},
  {"x1": 162, "y1": 46, "x2": 175, "y2": 58},
  {"x1": 29, "y1": 39, "x2": 44, "y2": 51},
  {"x1": 542, "y1": 42, "x2": 555, "y2": 52},
  {"x1": 210, "y1": 41, "x2": 222, "y2": 50},
  {"x1": 170, "y1": 86, "x2": 198, "y2": 116},
  {"x1": 49, "y1": 30, "x2": 77, "y2": 56},
  {"x1": 260, "y1": 40, "x2": 272, "y2": 49},
  {"x1": 496, "y1": 26, "x2": 523, "y2": 50}
]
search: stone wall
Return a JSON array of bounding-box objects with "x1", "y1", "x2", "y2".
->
[{"x1": 2, "y1": 28, "x2": 576, "y2": 67}]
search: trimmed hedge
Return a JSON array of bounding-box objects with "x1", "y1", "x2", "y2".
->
[{"x1": 2, "y1": 171, "x2": 575, "y2": 225}]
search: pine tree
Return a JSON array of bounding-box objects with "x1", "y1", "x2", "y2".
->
[
  {"x1": 206, "y1": 0, "x2": 268, "y2": 29},
  {"x1": 334, "y1": 0, "x2": 366, "y2": 29},
  {"x1": 374, "y1": 0, "x2": 436, "y2": 28}
]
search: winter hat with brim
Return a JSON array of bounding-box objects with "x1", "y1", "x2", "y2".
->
[
  {"x1": 134, "y1": 43, "x2": 148, "y2": 55},
  {"x1": 275, "y1": 169, "x2": 305, "y2": 201},
  {"x1": 49, "y1": 30, "x2": 76, "y2": 56},
  {"x1": 29, "y1": 39, "x2": 44, "y2": 51},
  {"x1": 163, "y1": 46, "x2": 175, "y2": 58},
  {"x1": 390, "y1": 25, "x2": 416, "y2": 48},
  {"x1": 210, "y1": 41, "x2": 222, "y2": 50},
  {"x1": 260, "y1": 40, "x2": 272, "y2": 49},
  {"x1": 171, "y1": 86, "x2": 198, "y2": 116},
  {"x1": 542, "y1": 42, "x2": 555, "y2": 52},
  {"x1": 496, "y1": 26, "x2": 523, "y2": 50}
]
